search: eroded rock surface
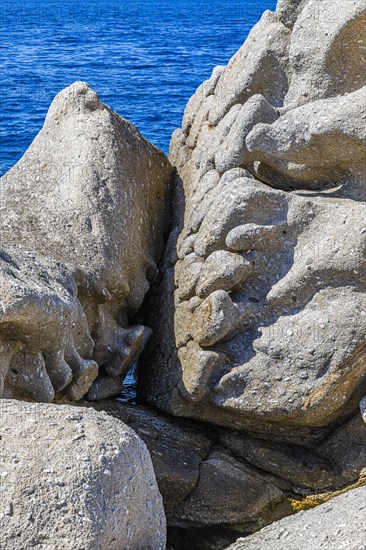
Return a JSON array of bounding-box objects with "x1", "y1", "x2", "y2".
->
[
  {"x1": 90, "y1": 400, "x2": 366, "y2": 546},
  {"x1": 225, "y1": 486, "x2": 366, "y2": 550},
  {"x1": 140, "y1": 0, "x2": 366, "y2": 439},
  {"x1": 0, "y1": 81, "x2": 172, "y2": 402},
  {"x1": 0, "y1": 400, "x2": 166, "y2": 550},
  {"x1": 0, "y1": 247, "x2": 97, "y2": 402}
]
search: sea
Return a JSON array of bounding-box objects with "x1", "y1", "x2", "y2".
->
[{"x1": 0, "y1": 0, "x2": 276, "y2": 176}]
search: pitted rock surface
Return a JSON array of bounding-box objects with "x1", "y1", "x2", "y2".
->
[
  {"x1": 225, "y1": 486, "x2": 366, "y2": 550},
  {"x1": 0, "y1": 81, "x2": 172, "y2": 402},
  {"x1": 140, "y1": 0, "x2": 366, "y2": 438},
  {"x1": 0, "y1": 400, "x2": 166, "y2": 550}
]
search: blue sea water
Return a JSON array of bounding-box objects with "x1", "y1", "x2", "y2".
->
[{"x1": 0, "y1": 0, "x2": 276, "y2": 175}]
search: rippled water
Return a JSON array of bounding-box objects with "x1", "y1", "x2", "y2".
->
[{"x1": 0, "y1": 0, "x2": 276, "y2": 175}]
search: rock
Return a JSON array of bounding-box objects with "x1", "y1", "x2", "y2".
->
[
  {"x1": 221, "y1": 413, "x2": 366, "y2": 491},
  {"x1": 170, "y1": 450, "x2": 286, "y2": 529},
  {"x1": 195, "y1": 251, "x2": 253, "y2": 299},
  {"x1": 284, "y1": 0, "x2": 365, "y2": 107},
  {"x1": 88, "y1": 400, "x2": 293, "y2": 533},
  {"x1": 224, "y1": 486, "x2": 366, "y2": 550},
  {"x1": 88, "y1": 400, "x2": 213, "y2": 515},
  {"x1": 140, "y1": 0, "x2": 366, "y2": 440},
  {"x1": 214, "y1": 94, "x2": 278, "y2": 174},
  {"x1": 0, "y1": 246, "x2": 98, "y2": 402},
  {"x1": 246, "y1": 86, "x2": 366, "y2": 187},
  {"x1": 88, "y1": 401, "x2": 366, "y2": 547},
  {"x1": 0, "y1": 399, "x2": 166, "y2": 550},
  {"x1": 0, "y1": 82, "x2": 172, "y2": 401},
  {"x1": 360, "y1": 396, "x2": 366, "y2": 424}
]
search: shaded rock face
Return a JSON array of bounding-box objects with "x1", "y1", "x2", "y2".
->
[
  {"x1": 0, "y1": 81, "x2": 172, "y2": 402},
  {"x1": 140, "y1": 0, "x2": 366, "y2": 438},
  {"x1": 225, "y1": 486, "x2": 366, "y2": 550},
  {"x1": 91, "y1": 400, "x2": 366, "y2": 546},
  {"x1": 0, "y1": 400, "x2": 166, "y2": 550}
]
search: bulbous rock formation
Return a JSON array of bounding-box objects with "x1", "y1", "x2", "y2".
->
[
  {"x1": 0, "y1": 82, "x2": 172, "y2": 402},
  {"x1": 0, "y1": 247, "x2": 97, "y2": 402},
  {"x1": 0, "y1": 400, "x2": 166, "y2": 550},
  {"x1": 140, "y1": 0, "x2": 366, "y2": 439}
]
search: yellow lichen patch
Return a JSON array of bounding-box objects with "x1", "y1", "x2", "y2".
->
[{"x1": 289, "y1": 468, "x2": 366, "y2": 512}]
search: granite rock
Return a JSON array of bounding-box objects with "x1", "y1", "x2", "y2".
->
[
  {"x1": 225, "y1": 486, "x2": 366, "y2": 550},
  {"x1": 140, "y1": 0, "x2": 366, "y2": 440},
  {"x1": 0, "y1": 82, "x2": 172, "y2": 402},
  {"x1": 0, "y1": 400, "x2": 166, "y2": 550}
]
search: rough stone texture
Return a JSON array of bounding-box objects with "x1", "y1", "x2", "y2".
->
[
  {"x1": 0, "y1": 399, "x2": 166, "y2": 550},
  {"x1": 89, "y1": 400, "x2": 366, "y2": 545},
  {"x1": 140, "y1": 0, "x2": 366, "y2": 441},
  {"x1": 360, "y1": 396, "x2": 366, "y2": 424},
  {"x1": 225, "y1": 486, "x2": 366, "y2": 550},
  {"x1": 88, "y1": 400, "x2": 214, "y2": 516},
  {"x1": 89, "y1": 401, "x2": 293, "y2": 534},
  {"x1": 0, "y1": 247, "x2": 98, "y2": 403},
  {"x1": 0, "y1": 81, "x2": 172, "y2": 402}
]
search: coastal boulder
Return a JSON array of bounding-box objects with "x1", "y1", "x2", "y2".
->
[
  {"x1": 0, "y1": 400, "x2": 166, "y2": 550},
  {"x1": 0, "y1": 82, "x2": 172, "y2": 401},
  {"x1": 140, "y1": 0, "x2": 366, "y2": 439},
  {"x1": 225, "y1": 486, "x2": 366, "y2": 550},
  {"x1": 0, "y1": 247, "x2": 97, "y2": 403},
  {"x1": 89, "y1": 401, "x2": 366, "y2": 547}
]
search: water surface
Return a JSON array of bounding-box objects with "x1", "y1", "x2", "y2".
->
[{"x1": 0, "y1": 0, "x2": 276, "y2": 174}]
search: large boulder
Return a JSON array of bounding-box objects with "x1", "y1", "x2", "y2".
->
[
  {"x1": 0, "y1": 247, "x2": 97, "y2": 403},
  {"x1": 90, "y1": 401, "x2": 366, "y2": 547},
  {"x1": 0, "y1": 82, "x2": 172, "y2": 402},
  {"x1": 139, "y1": 0, "x2": 366, "y2": 440},
  {"x1": 225, "y1": 486, "x2": 366, "y2": 550},
  {"x1": 0, "y1": 400, "x2": 166, "y2": 550}
]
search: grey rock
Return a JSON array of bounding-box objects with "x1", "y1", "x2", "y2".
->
[
  {"x1": 284, "y1": 0, "x2": 365, "y2": 107},
  {"x1": 225, "y1": 486, "x2": 366, "y2": 550},
  {"x1": 195, "y1": 251, "x2": 253, "y2": 299},
  {"x1": 0, "y1": 82, "x2": 172, "y2": 402},
  {"x1": 88, "y1": 400, "x2": 213, "y2": 515},
  {"x1": 276, "y1": 0, "x2": 309, "y2": 29},
  {"x1": 215, "y1": 94, "x2": 278, "y2": 174},
  {"x1": 140, "y1": 0, "x2": 366, "y2": 441},
  {"x1": 88, "y1": 400, "x2": 293, "y2": 533},
  {"x1": 0, "y1": 399, "x2": 166, "y2": 550},
  {"x1": 221, "y1": 413, "x2": 366, "y2": 491},
  {"x1": 89, "y1": 401, "x2": 366, "y2": 541},
  {"x1": 0, "y1": 247, "x2": 98, "y2": 403},
  {"x1": 317, "y1": 414, "x2": 366, "y2": 485},
  {"x1": 246, "y1": 86, "x2": 366, "y2": 187},
  {"x1": 360, "y1": 396, "x2": 366, "y2": 424},
  {"x1": 170, "y1": 450, "x2": 286, "y2": 529}
]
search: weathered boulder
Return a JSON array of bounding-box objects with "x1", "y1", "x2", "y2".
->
[
  {"x1": 89, "y1": 401, "x2": 366, "y2": 547},
  {"x1": 225, "y1": 486, "x2": 366, "y2": 550},
  {"x1": 0, "y1": 247, "x2": 97, "y2": 403},
  {"x1": 89, "y1": 401, "x2": 293, "y2": 536},
  {"x1": 139, "y1": 0, "x2": 366, "y2": 440},
  {"x1": 88, "y1": 399, "x2": 214, "y2": 515},
  {"x1": 0, "y1": 400, "x2": 166, "y2": 550},
  {"x1": 0, "y1": 81, "x2": 172, "y2": 402}
]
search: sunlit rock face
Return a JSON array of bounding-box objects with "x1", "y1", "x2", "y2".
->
[
  {"x1": 140, "y1": 0, "x2": 366, "y2": 438},
  {"x1": 0, "y1": 82, "x2": 172, "y2": 402}
]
